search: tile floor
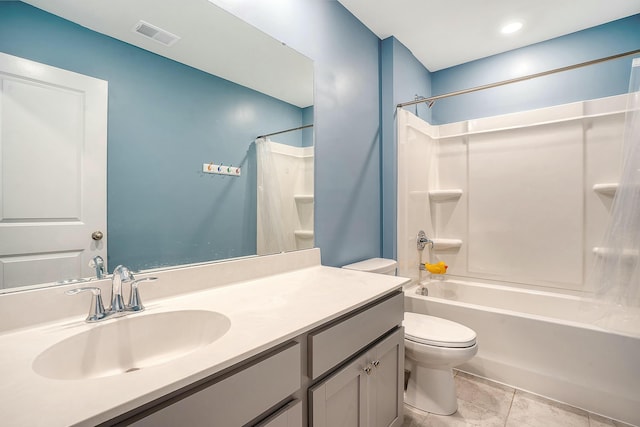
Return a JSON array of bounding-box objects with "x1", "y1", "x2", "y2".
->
[{"x1": 402, "y1": 371, "x2": 633, "y2": 427}]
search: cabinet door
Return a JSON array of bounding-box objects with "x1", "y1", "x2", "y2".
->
[
  {"x1": 309, "y1": 356, "x2": 369, "y2": 427},
  {"x1": 369, "y1": 328, "x2": 404, "y2": 427}
]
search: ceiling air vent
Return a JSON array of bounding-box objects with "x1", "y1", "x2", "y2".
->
[{"x1": 133, "y1": 20, "x2": 180, "y2": 46}]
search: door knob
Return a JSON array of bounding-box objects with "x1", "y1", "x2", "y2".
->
[{"x1": 91, "y1": 231, "x2": 104, "y2": 241}]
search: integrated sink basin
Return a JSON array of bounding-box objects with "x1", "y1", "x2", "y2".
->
[{"x1": 33, "y1": 310, "x2": 231, "y2": 380}]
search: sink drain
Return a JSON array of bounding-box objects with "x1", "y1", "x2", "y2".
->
[{"x1": 125, "y1": 367, "x2": 141, "y2": 373}]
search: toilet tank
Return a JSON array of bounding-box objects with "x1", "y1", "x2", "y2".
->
[{"x1": 342, "y1": 258, "x2": 398, "y2": 276}]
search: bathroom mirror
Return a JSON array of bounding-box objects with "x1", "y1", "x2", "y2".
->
[{"x1": 0, "y1": 0, "x2": 314, "y2": 293}]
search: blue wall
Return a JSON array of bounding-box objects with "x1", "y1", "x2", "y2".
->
[
  {"x1": 219, "y1": 0, "x2": 383, "y2": 267},
  {"x1": 0, "y1": 2, "x2": 306, "y2": 271},
  {"x1": 431, "y1": 14, "x2": 640, "y2": 124},
  {"x1": 380, "y1": 37, "x2": 433, "y2": 260}
]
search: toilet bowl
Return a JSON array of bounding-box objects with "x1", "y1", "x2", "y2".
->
[
  {"x1": 342, "y1": 258, "x2": 478, "y2": 416},
  {"x1": 403, "y1": 312, "x2": 477, "y2": 415}
]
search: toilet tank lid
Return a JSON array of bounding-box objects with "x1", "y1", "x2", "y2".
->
[{"x1": 342, "y1": 258, "x2": 397, "y2": 274}]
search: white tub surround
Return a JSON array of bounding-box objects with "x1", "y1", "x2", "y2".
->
[
  {"x1": 397, "y1": 94, "x2": 628, "y2": 294},
  {"x1": 0, "y1": 249, "x2": 408, "y2": 426},
  {"x1": 405, "y1": 281, "x2": 640, "y2": 426}
]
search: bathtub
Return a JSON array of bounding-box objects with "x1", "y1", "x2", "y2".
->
[{"x1": 404, "y1": 279, "x2": 640, "y2": 426}]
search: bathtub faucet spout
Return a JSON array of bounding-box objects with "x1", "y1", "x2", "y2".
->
[{"x1": 416, "y1": 285, "x2": 429, "y2": 296}]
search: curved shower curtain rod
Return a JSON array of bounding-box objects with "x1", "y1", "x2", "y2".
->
[
  {"x1": 257, "y1": 124, "x2": 313, "y2": 139},
  {"x1": 396, "y1": 48, "x2": 640, "y2": 109}
]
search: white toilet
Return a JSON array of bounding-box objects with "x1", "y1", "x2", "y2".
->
[{"x1": 342, "y1": 258, "x2": 478, "y2": 416}]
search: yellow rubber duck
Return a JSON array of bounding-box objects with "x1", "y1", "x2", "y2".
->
[{"x1": 424, "y1": 261, "x2": 448, "y2": 274}]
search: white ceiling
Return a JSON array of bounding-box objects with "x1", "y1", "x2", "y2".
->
[
  {"x1": 337, "y1": 0, "x2": 640, "y2": 71},
  {"x1": 21, "y1": 0, "x2": 314, "y2": 108}
]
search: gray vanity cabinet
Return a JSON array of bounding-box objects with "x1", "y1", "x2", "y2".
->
[
  {"x1": 308, "y1": 328, "x2": 404, "y2": 427},
  {"x1": 114, "y1": 290, "x2": 404, "y2": 427}
]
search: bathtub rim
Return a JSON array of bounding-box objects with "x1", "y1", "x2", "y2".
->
[{"x1": 404, "y1": 282, "x2": 640, "y2": 339}]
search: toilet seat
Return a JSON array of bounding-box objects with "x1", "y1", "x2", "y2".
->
[{"x1": 404, "y1": 312, "x2": 476, "y2": 348}]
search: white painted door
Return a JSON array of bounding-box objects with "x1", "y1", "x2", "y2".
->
[{"x1": 0, "y1": 52, "x2": 107, "y2": 290}]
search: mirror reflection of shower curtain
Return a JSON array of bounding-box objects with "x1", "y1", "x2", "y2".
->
[
  {"x1": 256, "y1": 137, "x2": 291, "y2": 255},
  {"x1": 587, "y1": 58, "x2": 640, "y2": 334}
]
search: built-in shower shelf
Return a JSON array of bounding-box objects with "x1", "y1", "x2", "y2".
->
[
  {"x1": 295, "y1": 230, "x2": 314, "y2": 239},
  {"x1": 294, "y1": 194, "x2": 314, "y2": 203},
  {"x1": 432, "y1": 238, "x2": 463, "y2": 250},
  {"x1": 593, "y1": 183, "x2": 618, "y2": 196},
  {"x1": 592, "y1": 247, "x2": 639, "y2": 259},
  {"x1": 428, "y1": 189, "x2": 463, "y2": 202}
]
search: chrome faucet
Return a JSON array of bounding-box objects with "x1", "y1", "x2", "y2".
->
[
  {"x1": 89, "y1": 255, "x2": 106, "y2": 279},
  {"x1": 66, "y1": 264, "x2": 158, "y2": 322},
  {"x1": 111, "y1": 265, "x2": 134, "y2": 313}
]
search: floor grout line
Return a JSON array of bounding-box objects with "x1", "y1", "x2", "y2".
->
[{"x1": 503, "y1": 388, "x2": 516, "y2": 427}]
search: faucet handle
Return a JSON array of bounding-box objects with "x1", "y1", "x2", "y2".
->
[
  {"x1": 66, "y1": 287, "x2": 107, "y2": 322},
  {"x1": 417, "y1": 230, "x2": 434, "y2": 251},
  {"x1": 127, "y1": 277, "x2": 158, "y2": 312}
]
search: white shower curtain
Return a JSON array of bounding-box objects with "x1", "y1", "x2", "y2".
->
[{"x1": 587, "y1": 58, "x2": 640, "y2": 334}]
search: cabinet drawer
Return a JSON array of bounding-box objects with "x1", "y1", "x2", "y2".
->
[
  {"x1": 129, "y1": 342, "x2": 301, "y2": 427},
  {"x1": 255, "y1": 400, "x2": 302, "y2": 427},
  {"x1": 308, "y1": 291, "x2": 403, "y2": 379}
]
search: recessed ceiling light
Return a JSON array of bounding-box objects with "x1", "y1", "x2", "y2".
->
[{"x1": 501, "y1": 21, "x2": 523, "y2": 35}]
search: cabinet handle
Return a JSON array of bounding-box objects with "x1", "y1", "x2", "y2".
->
[
  {"x1": 373, "y1": 360, "x2": 380, "y2": 368},
  {"x1": 364, "y1": 364, "x2": 373, "y2": 375}
]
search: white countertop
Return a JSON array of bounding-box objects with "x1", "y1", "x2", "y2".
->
[{"x1": 0, "y1": 255, "x2": 407, "y2": 426}]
